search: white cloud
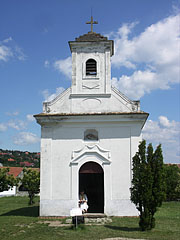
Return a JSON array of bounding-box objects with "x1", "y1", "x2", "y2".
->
[
  {"x1": 26, "y1": 114, "x2": 35, "y2": 122},
  {"x1": 142, "y1": 116, "x2": 180, "y2": 163},
  {"x1": 112, "y1": 70, "x2": 158, "y2": 99},
  {"x1": 6, "y1": 111, "x2": 19, "y2": 116},
  {"x1": 0, "y1": 45, "x2": 13, "y2": 62},
  {"x1": 2, "y1": 37, "x2": 13, "y2": 43},
  {"x1": 0, "y1": 113, "x2": 34, "y2": 134},
  {"x1": 14, "y1": 46, "x2": 26, "y2": 61},
  {"x1": 0, "y1": 123, "x2": 7, "y2": 132},
  {"x1": 159, "y1": 116, "x2": 172, "y2": 128},
  {"x1": 44, "y1": 60, "x2": 50, "y2": 68},
  {"x1": 42, "y1": 87, "x2": 65, "y2": 102},
  {"x1": 54, "y1": 56, "x2": 72, "y2": 79},
  {"x1": 7, "y1": 119, "x2": 26, "y2": 130},
  {"x1": 0, "y1": 37, "x2": 26, "y2": 62},
  {"x1": 13, "y1": 132, "x2": 40, "y2": 145},
  {"x1": 7, "y1": 121, "x2": 19, "y2": 130},
  {"x1": 111, "y1": 14, "x2": 180, "y2": 99}
]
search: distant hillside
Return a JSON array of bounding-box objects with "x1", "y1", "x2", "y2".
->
[{"x1": 0, "y1": 149, "x2": 40, "y2": 168}]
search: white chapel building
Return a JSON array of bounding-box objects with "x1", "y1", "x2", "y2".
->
[{"x1": 34, "y1": 22, "x2": 148, "y2": 216}]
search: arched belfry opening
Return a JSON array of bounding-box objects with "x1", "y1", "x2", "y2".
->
[
  {"x1": 86, "y1": 58, "x2": 97, "y2": 76},
  {"x1": 79, "y1": 161, "x2": 104, "y2": 213}
]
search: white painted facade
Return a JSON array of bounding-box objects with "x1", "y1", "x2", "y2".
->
[
  {"x1": 35, "y1": 31, "x2": 148, "y2": 216},
  {"x1": 0, "y1": 186, "x2": 16, "y2": 197}
]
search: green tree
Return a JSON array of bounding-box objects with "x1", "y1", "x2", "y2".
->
[
  {"x1": 0, "y1": 168, "x2": 16, "y2": 192},
  {"x1": 130, "y1": 140, "x2": 165, "y2": 231},
  {"x1": 175, "y1": 169, "x2": 180, "y2": 199},
  {"x1": 22, "y1": 168, "x2": 40, "y2": 205},
  {"x1": 164, "y1": 164, "x2": 180, "y2": 201},
  {"x1": 148, "y1": 144, "x2": 165, "y2": 228},
  {"x1": 130, "y1": 140, "x2": 153, "y2": 230}
]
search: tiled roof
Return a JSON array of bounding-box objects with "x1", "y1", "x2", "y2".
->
[
  {"x1": 8, "y1": 158, "x2": 15, "y2": 162},
  {"x1": 75, "y1": 32, "x2": 108, "y2": 42},
  {"x1": 0, "y1": 167, "x2": 40, "y2": 178},
  {"x1": 0, "y1": 167, "x2": 23, "y2": 178},
  {"x1": 166, "y1": 163, "x2": 180, "y2": 169},
  {"x1": 20, "y1": 161, "x2": 34, "y2": 167}
]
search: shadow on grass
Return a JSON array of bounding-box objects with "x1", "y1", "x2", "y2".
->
[
  {"x1": 63, "y1": 225, "x2": 88, "y2": 234},
  {"x1": 1, "y1": 206, "x2": 39, "y2": 217},
  {"x1": 67, "y1": 224, "x2": 87, "y2": 231},
  {"x1": 105, "y1": 225, "x2": 140, "y2": 232}
]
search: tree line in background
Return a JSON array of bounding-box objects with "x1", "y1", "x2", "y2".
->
[
  {"x1": 0, "y1": 149, "x2": 40, "y2": 168},
  {"x1": 130, "y1": 140, "x2": 180, "y2": 231},
  {"x1": 164, "y1": 164, "x2": 180, "y2": 201}
]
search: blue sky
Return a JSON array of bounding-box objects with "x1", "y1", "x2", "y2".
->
[{"x1": 0, "y1": 0, "x2": 179, "y2": 163}]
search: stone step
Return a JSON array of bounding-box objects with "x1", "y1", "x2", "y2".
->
[{"x1": 83, "y1": 213, "x2": 107, "y2": 218}]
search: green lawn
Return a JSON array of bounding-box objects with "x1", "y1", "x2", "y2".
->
[{"x1": 0, "y1": 197, "x2": 179, "y2": 240}]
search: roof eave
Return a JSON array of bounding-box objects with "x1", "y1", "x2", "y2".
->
[
  {"x1": 68, "y1": 40, "x2": 114, "y2": 56},
  {"x1": 34, "y1": 112, "x2": 149, "y2": 118}
]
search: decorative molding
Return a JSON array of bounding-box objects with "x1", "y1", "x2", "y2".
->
[
  {"x1": 70, "y1": 144, "x2": 111, "y2": 165},
  {"x1": 81, "y1": 98, "x2": 101, "y2": 109},
  {"x1": 70, "y1": 93, "x2": 111, "y2": 98},
  {"x1": 43, "y1": 87, "x2": 71, "y2": 113},
  {"x1": 82, "y1": 84, "x2": 100, "y2": 90},
  {"x1": 82, "y1": 77, "x2": 99, "y2": 80},
  {"x1": 82, "y1": 97, "x2": 101, "y2": 103},
  {"x1": 111, "y1": 87, "x2": 139, "y2": 112}
]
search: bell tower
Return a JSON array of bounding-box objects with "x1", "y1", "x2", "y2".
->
[{"x1": 69, "y1": 17, "x2": 114, "y2": 96}]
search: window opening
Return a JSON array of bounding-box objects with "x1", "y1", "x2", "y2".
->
[{"x1": 86, "y1": 59, "x2": 97, "y2": 76}]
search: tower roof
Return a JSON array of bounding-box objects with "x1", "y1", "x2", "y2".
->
[
  {"x1": 75, "y1": 32, "x2": 108, "y2": 42},
  {"x1": 69, "y1": 17, "x2": 114, "y2": 55},
  {"x1": 69, "y1": 31, "x2": 114, "y2": 56}
]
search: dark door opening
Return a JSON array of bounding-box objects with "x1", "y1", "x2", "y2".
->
[{"x1": 79, "y1": 162, "x2": 104, "y2": 213}]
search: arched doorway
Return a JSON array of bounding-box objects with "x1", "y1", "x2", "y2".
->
[{"x1": 79, "y1": 161, "x2": 104, "y2": 213}]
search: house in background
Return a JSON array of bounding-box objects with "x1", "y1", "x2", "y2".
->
[
  {"x1": 0, "y1": 167, "x2": 23, "y2": 197},
  {"x1": 20, "y1": 161, "x2": 35, "y2": 167},
  {"x1": 8, "y1": 158, "x2": 15, "y2": 162},
  {"x1": 0, "y1": 167, "x2": 40, "y2": 197}
]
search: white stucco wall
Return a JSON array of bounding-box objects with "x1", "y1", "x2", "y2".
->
[
  {"x1": 36, "y1": 33, "x2": 148, "y2": 217},
  {"x1": 39, "y1": 115, "x2": 143, "y2": 216},
  {"x1": 71, "y1": 42, "x2": 111, "y2": 95}
]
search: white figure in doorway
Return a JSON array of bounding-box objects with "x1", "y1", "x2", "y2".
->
[{"x1": 79, "y1": 190, "x2": 89, "y2": 213}]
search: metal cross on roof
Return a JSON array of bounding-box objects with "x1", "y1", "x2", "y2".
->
[{"x1": 86, "y1": 16, "x2": 98, "y2": 33}]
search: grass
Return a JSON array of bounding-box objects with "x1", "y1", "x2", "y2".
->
[{"x1": 0, "y1": 196, "x2": 180, "y2": 240}]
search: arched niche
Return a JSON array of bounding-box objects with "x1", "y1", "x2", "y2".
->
[{"x1": 84, "y1": 129, "x2": 98, "y2": 141}]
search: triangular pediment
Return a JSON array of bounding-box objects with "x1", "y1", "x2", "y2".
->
[{"x1": 42, "y1": 86, "x2": 140, "y2": 114}]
